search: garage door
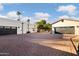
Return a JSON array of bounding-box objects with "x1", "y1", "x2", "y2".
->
[
  {"x1": 0, "y1": 26, "x2": 17, "y2": 35},
  {"x1": 54, "y1": 26, "x2": 75, "y2": 34}
]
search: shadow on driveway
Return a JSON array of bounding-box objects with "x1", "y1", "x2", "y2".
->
[
  {"x1": 0, "y1": 33, "x2": 77, "y2": 56},
  {"x1": 0, "y1": 39, "x2": 77, "y2": 56}
]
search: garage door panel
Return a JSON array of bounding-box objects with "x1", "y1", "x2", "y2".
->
[
  {"x1": 54, "y1": 26, "x2": 75, "y2": 34},
  {"x1": 0, "y1": 26, "x2": 17, "y2": 35}
]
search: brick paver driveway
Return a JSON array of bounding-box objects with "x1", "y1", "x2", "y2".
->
[{"x1": 0, "y1": 32, "x2": 77, "y2": 56}]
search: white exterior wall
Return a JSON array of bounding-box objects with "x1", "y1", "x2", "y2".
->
[
  {"x1": 52, "y1": 19, "x2": 79, "y2": 35},
  {"x1": 29, "y1": 24, "x2": 37, "y2": 33},
  {"x1": 23, "y1": 22, "x2": 27, "y2": 34},
  {"x1": 0, "y1": 18, "x2": 37, "y2": 34},
  {"x1": 52, "y1": 25, "x2": 54, "y2": 34},
  {"x1": 0, "y1": 18, "x2": 22, "y2": 34},
  {"x1": 25, "y1": 23, "x2": 37, "y2": 33},
  {"x1": 75, "y1": 26, "x2": 79, "y2": 35}
]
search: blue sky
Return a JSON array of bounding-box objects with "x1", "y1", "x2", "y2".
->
[{"x1": 0, "y1": 3, "x2": 79, "y2": 23}]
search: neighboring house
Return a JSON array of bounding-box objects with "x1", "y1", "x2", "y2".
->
[
  {"x1": 0, "y1": 17, "x2": 37, "y2": 35},
  {"x1": 26, "y1": 23, "x2": 37, "y2": 33},
  {"x1": 52, "y1": 19, "x2": 79, "y2": 35}
]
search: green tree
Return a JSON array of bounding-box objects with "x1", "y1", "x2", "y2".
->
[
  {"x1": 40, "y1": 20, "x2": 46, "y2": 25},
  {"x1": 36, "y1": 20, "x2": 46, "y2": 32},
  {"x1": 36, "y1": 20, "x2": 52, "y2": 32},
  {"x1": 44, "y1": 23, "x2": 52, "y2": 31}
]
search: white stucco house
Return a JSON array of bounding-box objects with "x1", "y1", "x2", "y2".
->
[
  {"x1": 52, "y1": 19, "x2": 79, "y2": 35},
  {"x1": 0, "y1": 17, "x2": 37, "y2": 35}
]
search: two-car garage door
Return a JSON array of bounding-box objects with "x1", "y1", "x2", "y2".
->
[
  {"x1": 54, "y1": 26, "x2": 75, "y2": 34},
  {"x1": 0, "y1": 26, "x2": 17, "y2": 35}
]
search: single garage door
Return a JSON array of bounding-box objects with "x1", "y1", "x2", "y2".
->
[
  {"x1": 0, "y1": 26, "x2": 17, "y2": 35},
  {"x1": 54, "y1": 26, "x2": 75, "y2": 34}
]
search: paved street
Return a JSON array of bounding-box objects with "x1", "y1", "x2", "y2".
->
[{"x1": 0, "y1": 32, "x2": 77, "y2": 56}]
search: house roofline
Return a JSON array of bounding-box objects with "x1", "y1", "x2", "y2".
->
[{"x1": 52, "y1": 18, "x2": 79, "y2": 25}]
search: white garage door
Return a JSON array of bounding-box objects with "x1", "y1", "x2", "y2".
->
[{"x1": 54, "y1": 26, "x2": 75, "y2": 34}]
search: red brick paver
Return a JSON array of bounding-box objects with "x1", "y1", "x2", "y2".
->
[{"x1": 0, "y1": 32, "x2": 77, "y2": 56}]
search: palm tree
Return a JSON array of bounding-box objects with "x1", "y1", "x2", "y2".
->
[{"x1": 17, "y1": 11, "x2": 21, "y2": 21}]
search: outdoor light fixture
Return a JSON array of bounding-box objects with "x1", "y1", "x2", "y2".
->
[
  {"x1": 61, "y1": 19, "x2": 64, "y2": 22},
  {"x1": 17, "y1": 11, "x2": 21, "y2": 21},
  {"x1": 22, "y1": 22, "x2": 24, "y2": 34},
  {"x1": 16, "y1": 11, "x2": 24, "y2": 34},
  {"x1": 27, "y1": 19, "x2": 30, "y2": 33}
]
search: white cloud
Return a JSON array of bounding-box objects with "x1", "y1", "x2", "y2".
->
[
  {"x1": 0, "y1": 3, "x2": 4, "y2": 11},
  {"x1": 58, "y1": 15, "x2": 79, "y2": 20},
  {"x1": 21, "y1": 16, "x2": 32, "y2": 22},
  {"x1": 59, "y1": 15, "x2": 70, "y2": 19},
  {"x1": 57, "y1": 5, "x2": 77, "y2": 15},
  {"x1": 34, "y1": 12, "x2": 50, "y2": 20},
  {"x1": 0, "y1": 11, "x2": 51, "y2": 23},
  {"x1": 57, "y1": 5, "x2": 79, "y2": 21},
  {"x1": 6, "y1": 11, "x2": 18, "y2": 20},
  {"x1": 6, "y1": 11, "x2": 33, "y2": 22},
  {"x1": 68, "y1": 16, "x2": 79, "y2": 20},
  {"x1": 0, "y1": 14, "x2": 8, "y2": 18}
]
